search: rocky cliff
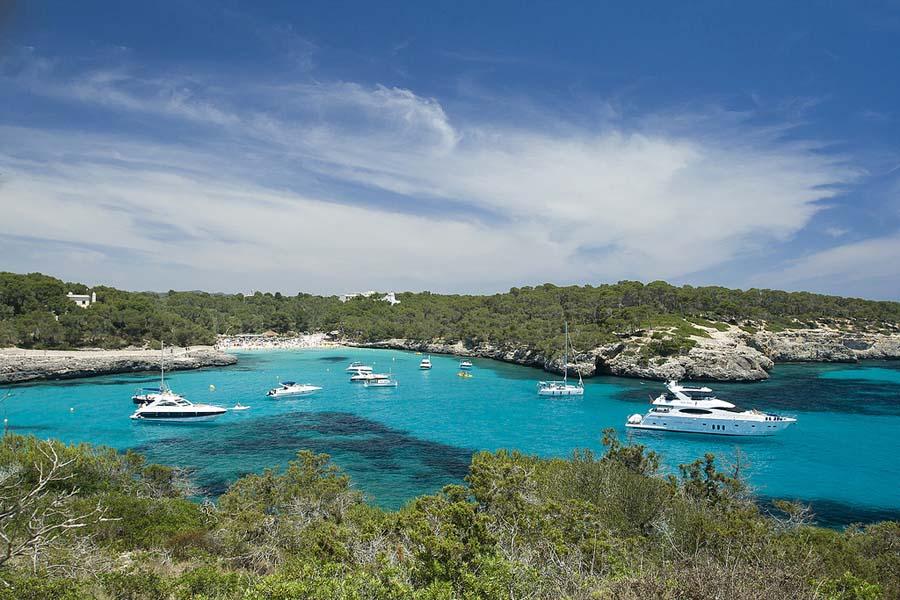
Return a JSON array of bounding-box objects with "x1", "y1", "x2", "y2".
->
[
  {"x1": 0, "y1": 346, "x2": 238, "y2": 384},
  {"x1": 348, "y1": 324, "x2": 900, "y2": 382}
]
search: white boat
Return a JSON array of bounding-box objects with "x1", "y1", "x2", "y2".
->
[
  {"x1": 130, "y1": 391, "x2": 226, "y2": 422},
  {"x1": 364, "y1": 374, "x2": 398, "y2": 388},
  {"x1": 459, "y1": 360, "x2": 473, "y2": 370},
  {"x1": 266, "y1": 381, "x2": 322, "y2": 397},
  {"x1": 625, "y1": 381, "x2": 797, "y2": 436},
  {"x1": 350, "y1": 372, "x2": 382, "y2": 382},
  {"x1": 537, "y1": 322, "x2": 584, "y2": 396},
  {"x1": 131, "y1": 342, "x2": 186, "y2": 404},
  {"x1": 345, "y1": 362, "x2": 374, "y2": 373},
  {"x1": 419, "y1": 356, "x2": 432, "y2": 369},
  {"x1": 231, "y1": 403, "x2": 251, "y2": 411}
]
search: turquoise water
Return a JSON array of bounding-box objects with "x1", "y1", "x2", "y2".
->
[{"x1": 3, "y1": 350, "x2": 899, "y2": 526}]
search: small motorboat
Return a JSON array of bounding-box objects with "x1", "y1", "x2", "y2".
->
[
  {"x1": 266, "y1": 381, "x2": 322, "y2": 397},
  {"x1": 459, "y1": 360, "x2": 473, "y2": 370},
  {"x1": 457, "y1": 371, "x2": 473, "y2": 378},
  {"x1": 131, "y1": 392, "x2": 226, "y2": 422},
  {"x1": 350, "y1": 372, "x2": 382, "y2": 382},
  {"x1": 364, "y1": 375, "x2": 398, "y2": 388},
  {"x1": 419, "y1": 356, "x2": 432, "y2": 369},
  {"x1": 231, "y1": 403, "x2": 251, "y2": 411}
]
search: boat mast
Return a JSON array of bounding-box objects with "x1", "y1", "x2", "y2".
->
[
  {"x1": 160, "y1": 341, "x2": 165, "y2": 391},
  {"x1": 563, "y1": 321, "x2": 568, "y2": 385}
]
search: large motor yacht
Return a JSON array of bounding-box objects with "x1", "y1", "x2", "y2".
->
[
  {"x1": 266, "y1": 381, "x2": 322, "y2": 397},
  {"x1": 130, "y1": 392, "x2": 227, "y2": 422},
  {"x1": 345, "y1": 362, "x2": 374, "y2": 374},
  {"x1": 626, "y1": 381, "x2": 796, "y2": 436},
  {"x1": 419, "y1": 356, "x2": 432, "y2": 369},
  {"x1": 537, "y1": 322, "x2": 584, "y2": 396}
]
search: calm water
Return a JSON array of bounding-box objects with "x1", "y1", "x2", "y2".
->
[{"x1": 3, "y1": 349, "x2": 899, "y2": 526}]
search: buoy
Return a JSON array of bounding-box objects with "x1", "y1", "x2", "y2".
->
[
  {"x1": 70, "y1": 407, "x2": 74, "y2": 412},
  {"x1": 209, "y1": 384, "x2": 216, "y2": 392}
]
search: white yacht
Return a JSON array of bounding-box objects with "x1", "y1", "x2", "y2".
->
[
  {"x1": 626, "y1": 381, "x2": 796, "y2": 436},
  {"x1": 130, "y1": 392, "x2": 226, "y2": 422},
  {"x1": 459, "y1": 360, "x2": 473, "y2": 370},
  {"x1": 419, "y1": 356, "x2": 432, "y2": 369},
  {"x1": 131, "y1": 343, "x2": 184, "y2": 404},
  {"x1": 266, "y1": 381, "x2": 322, "y2": 397},
  {"x1": 364, "y1": 374, "x2": 398, "y2": 388},
  {"x1": 537, "y1": 322, "x2": 584, "y2": 396},
  {"x1": 345, "y1": 362, "x2": 374, "y2": 373},
  {"x1": 350, "y1": 372, "x2": 382, "y2": 382}
]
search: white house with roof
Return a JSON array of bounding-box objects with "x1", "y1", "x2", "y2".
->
[
  {"x1": 66, "y1": 291, "x2": 96, "y2": 308},
  {"x1": 339, "y1": 291, "x2": 400, "y2": 305}
]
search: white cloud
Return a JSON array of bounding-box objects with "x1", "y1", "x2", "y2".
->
[
  {"x1": 758, "y1": 233, "x2": 900, "y2": 299},
  {"x1": 0, "y1": 56, "x2": 862, "y2": 294}
]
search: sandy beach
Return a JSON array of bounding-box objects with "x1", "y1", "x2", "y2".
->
[{"x1": 215, "y1": 333, "x2": 343, "y2": 351}]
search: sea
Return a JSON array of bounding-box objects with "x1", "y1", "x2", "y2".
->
[{"x1": 3, "y1": 348, "x2": 899, "y2": 527}]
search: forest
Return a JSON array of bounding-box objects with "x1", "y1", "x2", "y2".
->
[
  {"x1": 3, "y1": 271, "x2": 900, "y2": 358},
  {"x1": 0, "y1": 432, "x2": 895, "y2": 599}
]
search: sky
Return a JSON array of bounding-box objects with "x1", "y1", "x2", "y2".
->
[{"x1": 1, "y1": 1, "x2": 900, "y2": 299}]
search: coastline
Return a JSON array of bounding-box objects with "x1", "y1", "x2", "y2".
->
[
  {"x1": 345, "y1": 325, "x2": 900, "y2": 382},
  {"x1": 5, "y1": 325, "x2": 900, "y2": 384},
  {"x1": 0, "y1": 346, "x2": 237, "y2": 384}
]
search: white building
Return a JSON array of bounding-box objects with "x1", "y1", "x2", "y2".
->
[
  {"x1": 339, "y1": 291, "x2": 400, "y2": 305},
  {"x1": 66, "y1": 291, "x2": 96, "y2": 308}
]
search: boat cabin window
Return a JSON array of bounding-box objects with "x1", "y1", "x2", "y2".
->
[{"x1": 679, "y1": 408, "x2": 712, "y2": 415}]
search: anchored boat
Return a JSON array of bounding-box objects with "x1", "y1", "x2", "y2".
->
[{"x1": 626, "y1": 381, "x2": 796, "y2": 436}]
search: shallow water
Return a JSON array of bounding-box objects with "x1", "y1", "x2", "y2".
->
[{"x1": 3, "y1": 350, "x2": 899, "y2": 526}]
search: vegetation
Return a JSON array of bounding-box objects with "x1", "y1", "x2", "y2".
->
[
  {"x1": 3, "y1": 272, "x2": 900, "y2": 358},
  {"x1": 0, "y1": 432, "x2": 896, "y2": 599}
]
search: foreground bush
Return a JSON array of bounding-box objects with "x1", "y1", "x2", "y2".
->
[{"x1": 0, "y1": 432, "x2": 896, "y2": 599}]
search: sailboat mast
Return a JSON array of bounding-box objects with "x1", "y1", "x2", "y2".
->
[
  {"x1": 563, "y1": 322, "x2": 568, "y2": 385},
  {"x1": 160, "y1": 341, "x2": 165, "y2": 391}
]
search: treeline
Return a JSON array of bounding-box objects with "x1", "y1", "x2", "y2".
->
[
  {"x1": 0, "y1": 432, "x2": 895, "y2": 599},
  {"x1": 2, "y1": 271, "x2": 900, "y2": 355}
]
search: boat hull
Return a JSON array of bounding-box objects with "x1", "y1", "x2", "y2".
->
[
  {"x1": 267, "y1": 389, "x2": 320, "y2": 398},
  {"x1": 537, "y1": 388, "x2": 584, "y2": 396},
  {"x1": 131, "y1": 411, "x2": 225, "y2": 422},
  {"x1": 626, "y1": 416, "x2": 794, "y2": 436}
]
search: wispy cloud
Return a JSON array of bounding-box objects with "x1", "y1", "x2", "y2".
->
[{"x1": 0, "y1": 50, "x2": 862, "y2": 293}]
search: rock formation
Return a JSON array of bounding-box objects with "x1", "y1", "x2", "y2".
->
[{"x1": 0, "y1": 346, "x2": 237, "y2": 384}]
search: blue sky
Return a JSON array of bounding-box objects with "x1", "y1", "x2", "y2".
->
[{"x1": 2, "y1": 1, "x2": 900, "y2": 298}]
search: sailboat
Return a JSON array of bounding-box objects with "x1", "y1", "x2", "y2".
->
[{"x1": 537, "y1": 322, "x2": 584, "y2": 396}]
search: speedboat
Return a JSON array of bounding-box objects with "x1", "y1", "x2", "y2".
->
[
  {"x1": 132, "y1": 387, "x2": 163, "y2": 405},
  {"x1": 345, "y1": 362, "x2": 374, "y2": 373},
  {"x1": 625, "y1": 381, "x2": 797, "y2": 436},
  {"x1": 266, "y1": 381, "x2": 322, "y2": 397},
  {"x1": 350, "y1": 372, "x2": 382, "y2": 382},
  {"x1": 364, "y1": 375, "x2": 398, "y2": 388},
  {"x1": 419, "y1": 356, "x2": 432, "y2": 369},
  {"x1": 537, "y1": 322, "x2": 584, "y2": 396},
  {"x1": 130, "y1": 392, "x2": 226, "y2": 422},
  {"x1": 459, "y1": 360, "x2": 473, "y2": 370}
]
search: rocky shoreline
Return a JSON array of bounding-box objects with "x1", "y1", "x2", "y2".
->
[
  {"x1": 347, "y1": 325, "x2": 900, "y2": 382},
  {"x1": 0, "y1": 346, "x2": 237, "y2": 384}
]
